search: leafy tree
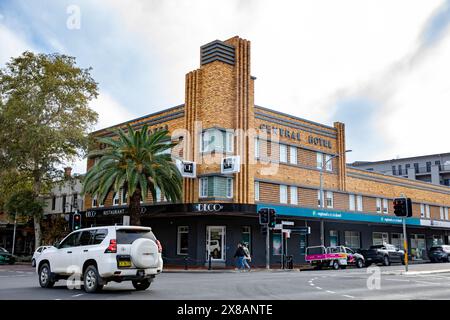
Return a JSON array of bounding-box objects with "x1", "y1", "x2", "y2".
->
[
  {"x1": 83, "y1": 125, "x2": 183, "y2": 225},
  {"x1": 0, "y1": 51, "x2": 98, "y2": 248},
  {"x1": 4, "y1": 189, "x2": 44, "y2": 224}
]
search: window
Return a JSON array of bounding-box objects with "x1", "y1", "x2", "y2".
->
[
  {"x1": 113, "y1": 192, "x2": 120, "y2": 206},
  {"x1": 405, "y1": 164, "x2": 410, "y2": 174},
  {"x1": 62, "y1": 195, "x2": 67, "y2": 213},
  {"x1": 92, "y1": 195, "x2": 97, "y2": 207},
  {"x1": 326, "y1": 191, "x2": 333, "y2": 208},
  {"x1": 279, "y1": 144, "x2": 287, "y2": 163},
  {"x1": 289, "y1": 146, "x2": 297, "y2": 164},
  {"x1": 242, "y1": 226, "x2": 251, "y2": 254},
  {"x1": 254, "y1": 181, "x2": 260, "y2": 201},
  {"x1": 325, "y1": 154, "x2": 333, "y2": 171},
  {"x1": 72, "y1": 193, "x2": 78, "y2": 209},
  {"x1": 317, "y1": 153, "x2": 323, "y2": 170},
  {"x1": 92, "y1": 229, "x2": 108, "y2": 245},
  {"x1": 290, "y1": 186, "x2": 298, "y2": 205},
  {"x1": 426, "y1": 204, "x2": 430, "y2": 218},
  {"x1": 414, "y1": 163, "x2": 419, "y2": 173},
  {"x1": 344, "y1": 231, "x2": 360, "y2": 249},
  {"x1": 391, "y1": 233, "x2": 404, "y2": 250},
  {"x1": 445, "y1": 208, "x2": 449, "y2": 221},
  {"x1": 226, "y1": 178, "x2": 233, "y2": 198},
  {"x1": 376, "y1": 198, "x2": 382, "y2": 213},
  {"x1": 435, "y1": 160, "x2": 441, "y2": 170},
  {"x1": 79, "y1": 231, "x2": 93, "y2": 246},
  {"x1": 199, "y1": 178, "x2": 208, "y2": 198},
  {"x1": 201, "y1": 128, "x2": 232, "y2": 153},
  {"x1": 440, "y1": 207, "x2": 445, "y2": 220},
  {"x1": 398, "y1": 165, "x2": 402, "y2": 175},
  {"x1": 356, "y1": 195, "x2": 362, "y2": 211},
  {"x1": 373, "y1": 232, "x2": 389, "y2": 245},
  {"x1": 349, "y1": 194, "x2": 356, "y2": 211},
  {"x1": 254, "y1": 138, "x2": 260, "y2": 159},
  {"x1": 121, "y1": 188, "x2": 128, "y2": 205},
  {"x1": 226, "y1": 131, "x2": 234, "y2": 153},
  {"x1": 383, "y1": 199, "x2": 389, "y2": 214},
  {"x1": 426, "y1": 161, "x2": 431, "y2": 172},
  {"x1": 155, "y1": 187, "x2": 161, "y2": 202},
  {"x1": 329, "y1": 230, "x2": 338, "y2": 247},
  {"x1": 420, "y1": 204, "x2": 425, "y2": 218},
  {"x1": 51, "y1": 196, "x2": 56, "y2": 211},
  {"x1": 280, "y1": 185, "x2": 288, "y2": 204},
  {"x1": 392, "y1": 165, "x2": 397, "y2": 175},
  {"x1": 59, "y1": 232, "x2": 80, "y2": 248},
  {"x1": 177, "y1": 226, "x2": 189, "y2": 255}
]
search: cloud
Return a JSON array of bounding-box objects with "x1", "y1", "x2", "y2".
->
[{"x1": 0, "y1": 24, "x2": 35, "y2": 65}]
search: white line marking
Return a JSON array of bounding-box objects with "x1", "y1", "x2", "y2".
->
[
  {"x1": 385, "y1": 278, "x2": 410, "y2": 282},
  {"x1": 414, "y1": 280, "x2": 441, "y2": 286},
  {"x1": 72, "y1": 294, "x2": 83, "y2": 297},
  {"x1": 343, "y1": 295, "x2": 355, "y2": 299},
  {"x1": 326, "y1": 290, "x2": 336, "y2": 294},
  {"x1": 310, "y1": 283, "x2": 315, "y2": 286},
  {"x1": 316, "y1": 287, "x2": 322, "y2": 290}
]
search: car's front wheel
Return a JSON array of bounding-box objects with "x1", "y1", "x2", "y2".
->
[
  {"x1": 132, "y1": 279, "x2": 152, "y2": 291},
  {"x1": 83, "y1": 265, "x2": 103, "y2": 293},
  {"x1": 39, "y1": 263, "x2": 55, "y2": 288},
  {"x1": 332, "y1": 260, "x2": 339, "y2": 270}
]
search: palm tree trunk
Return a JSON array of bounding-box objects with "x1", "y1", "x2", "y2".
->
[{"x1": 129, "y1": 189, "x2": 141, "y2": 226}]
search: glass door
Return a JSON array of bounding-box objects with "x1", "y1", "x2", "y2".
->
[
  {"x1": 206, "y1": 226, "x2": 226, "y2": 261},
  {"x1": 410, "y1": 234, "x2": 426, "y2": 260}
]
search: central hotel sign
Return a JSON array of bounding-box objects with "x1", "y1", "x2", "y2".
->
[{"x1": 259, "y1": 123, "x2": 332, "y2": 149}]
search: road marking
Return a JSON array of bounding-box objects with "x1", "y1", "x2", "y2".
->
[
  {"x1": 326, "y1": 290, "x2": 336, "y2": 294},
  {"x1": 310, "y1": 283, "x2": 314, "y2": 286},
  {"x1": 72, "y1": 294, "x2": 83, "y2": 297},
  {"x1": 315, "y1": 287, "x2": 322, "y2": 290},
  {"x1": 55, "y1": 298, "x2": 62, "y2": 300},
  {"x1": 385, "y1": 278, "x2": 410, "y2": 282},
  {"x1": 343, "y1": 295, "x2": 355, "y2": 299},
  {"x1": 413, "y1": 280, "x2": 441, "y2": 286}
]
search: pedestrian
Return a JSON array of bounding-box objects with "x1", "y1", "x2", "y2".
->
[
  {"x1": 233, "y1": 243, "x2": 246, "y2": 271},
  {"x1": 242, "y1": 242, "x2": 251, "y2": 271}
]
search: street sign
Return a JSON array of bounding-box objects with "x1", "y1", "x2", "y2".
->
[
  {"x1": 274, "y1": 224, "x2": 283, "y2": 230},
  {"x1": 284, "y1": 226, "x2": 311, "y2": 234},
  {"x1": 281, "y1": 221, "x2": 294, "y2": 226},
  {"x1": 221, "y1": 156, "x2": 241, "y2": 174},
  {"x1": 176, "y1": 159, "x2": 197, "y2": 178}
]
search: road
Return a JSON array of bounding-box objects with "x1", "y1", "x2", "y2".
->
[{"x1": 2, "y1": 263, "x2": 450, "y2": 299}]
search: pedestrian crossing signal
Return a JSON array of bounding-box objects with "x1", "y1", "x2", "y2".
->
[{"x1": 259, "y1": 208, "x2": 269, "y2": 224}]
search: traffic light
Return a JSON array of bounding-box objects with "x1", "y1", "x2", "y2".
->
[
  {"x1": 259, "y1": 208, "x2": 269, "y2": 224},
  {"x1": 268, "y1": 209, "x2": 277, "y2": 228},
  {"x1": 73, "y1": 212, "x2": 82, "y2": 230},
  {"x1": 393, "y1": 198, "x2": 412, "y2": 217}
]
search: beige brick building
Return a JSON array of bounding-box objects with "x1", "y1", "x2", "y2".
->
[{"x1": 84, "y1": 36, "x2": 450, "y2": 267}]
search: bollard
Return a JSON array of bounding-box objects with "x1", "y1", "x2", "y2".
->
[
  {"x1": 184, "y1": 256, "x2": 188, "y2": 270},
  {"x1": 208, "y1": 254, "x2": 212, "y2": 270}
]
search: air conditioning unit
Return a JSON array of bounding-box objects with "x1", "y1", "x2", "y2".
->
[
  {"x1": 176, "y1": 159, "x2": 196, "y2": 178},
  {"x1": 221, "y1": 156, "x2": 241, "y2": 174}
]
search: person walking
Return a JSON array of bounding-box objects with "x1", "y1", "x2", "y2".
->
[
  {"x1": 233, "y1": 243, "x2": 246, "y2": 271},
  {"x1": 242, "y1": 242, "x2": 251, "y2": 271}
]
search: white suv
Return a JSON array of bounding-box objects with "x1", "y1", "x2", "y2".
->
[{"x1": 36, "y1": 226, "x2": 163, "y2": 293}]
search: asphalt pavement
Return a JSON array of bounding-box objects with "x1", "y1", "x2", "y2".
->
[{"x1": 2, "y1": 263, "x2": 450, "y2": 299}]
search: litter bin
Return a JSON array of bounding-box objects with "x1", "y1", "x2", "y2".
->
[{"x1": 286, "y1": 255, "x2": 293, "y2": 269}]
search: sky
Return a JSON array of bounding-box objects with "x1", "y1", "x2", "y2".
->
[{"x1": 1, "y1": 0, "x2": 450, "y2": 174}]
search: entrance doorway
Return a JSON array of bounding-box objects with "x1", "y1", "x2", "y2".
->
[
  {"x1": 206, "y1": 226, "x2": 226, "y2": 261},
  {"x1": 410, "y1": 234, "x2": 426, "y2": 260}
]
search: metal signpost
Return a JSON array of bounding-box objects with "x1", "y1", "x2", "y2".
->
[{"x1": 266, "y1": 221, "x2": 270, "y2": 270}]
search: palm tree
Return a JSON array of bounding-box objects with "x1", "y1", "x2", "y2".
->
[{"x1": 82, "y1": 124, "x2": 183, "y2": 225}]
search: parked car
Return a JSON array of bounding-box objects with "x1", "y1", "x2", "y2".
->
[
  {"x1": 360, "y1": 244, "x2": 405, "y2": 266},
  {"x1": 35, "y1": 226, "x2": 163, "y2": 293},
  {"x1": 32, "y1": 246, "x2": 51, "y2": 267},
  {"x1": 305, "y1": 245, "x2": 365, "y2": 270},
  {"x1": 428, "y1": 245, "x2": 450, "y2": 263},
  {"x1": 0, "y1": 247, "x2": 15, "y2": 265}
]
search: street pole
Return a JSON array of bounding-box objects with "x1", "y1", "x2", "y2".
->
[
  {"x1": 403, "y1": 217, "x2": 408, "y2": 273},
  {"x1": 281, "y1": 231, "x2": 284, "y2": 269},
  {"x1": 11, "y1": 212, "x2": 17, "y2": 255},
  {"x1": 319, "y1": 164, "x2": 324, "y2": 246},
  {"x1": 266, "y1": 223, "x2": 270, "y2": 270}
]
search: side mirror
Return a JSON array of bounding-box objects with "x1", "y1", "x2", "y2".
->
[{"x1": 53, "y1": 241, "x2": 60, "y2": 248}]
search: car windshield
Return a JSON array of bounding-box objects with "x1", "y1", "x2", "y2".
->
[
  {"x1": 116, "y1": 229, "x2": 156, "y2": 244},
  {"x1": 370, "y1": 245, "x2": 385, "y2": 250},
  {"x1": 328, "y1": 247, "x2": 344, "y2": 253},
  {"x1": 430, "y1": 246, "x2": 443, "y2": 252},
  {"x1": 0, "y1": 248, "x2": 7, "y2": 253}
]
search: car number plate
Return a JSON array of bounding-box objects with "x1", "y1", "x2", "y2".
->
[{"x1": 118, "y1": 260, "x2": 131, "y2": 267}]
